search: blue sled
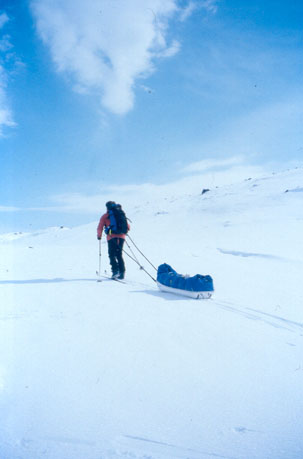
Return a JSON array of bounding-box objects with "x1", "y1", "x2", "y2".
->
[{"x1": 157, "y1": 263, "x2": 214, "y2": 299}]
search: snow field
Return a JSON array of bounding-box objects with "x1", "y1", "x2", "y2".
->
[{"x1": 0, "y1": 168, "x2": 303, "y2": 458}]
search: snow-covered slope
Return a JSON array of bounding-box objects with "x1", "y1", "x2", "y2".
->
[{"x1": 0, "y1": 168, "x2": 303, "y2": 459}]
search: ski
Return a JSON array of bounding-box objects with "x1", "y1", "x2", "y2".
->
[
  {"x1": 111, "y1": 277, "x2": 126, "y2": 284},
  {"x1": 96, "y1": 272, "x2": 126, "y2": 284}
]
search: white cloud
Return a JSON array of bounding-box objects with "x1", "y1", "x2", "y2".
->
[
  {"x1": 0, "y1": 204, "x2": 21, "y2": 212},
  {"x1": 179, "y1": 2, "x2": 197, "y2": 22},
  {"x1": 182, "y1": 156, "x2": 245, "y2": 173},
  {"x1": 0, "y1": 14, "x2": 16, "y2": 136},
  {"x1": 0, "y1": 12, "x2": 9, "y2": 29},
  {"x1": 179, "y1": 0, "x2": 218, "y2": 21},
  {"x1": 0, "y1": 84, "x2": 16, "y2": 136},
  {"x1": 37, "y1": 159, "x2": 267, "y2": 215},
  {"x1": 158, "y1": 39, "x2": 180, "y2": 58},
  {"x1": 0, "y1": 34, "x2": 13, "y2": 52},
  {"x1": 201, "y1": 0, "x2": 218, "y2": 14},
  {"x1": 30, "y1": 0, "x2": 193, "y2": 115},
  {"x1": 0, "y1": 158, "x2": 275, "y2": 216}
]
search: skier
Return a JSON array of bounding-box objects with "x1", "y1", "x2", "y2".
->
[{"x1": 97, "y1": 201, "x2": 130, "y2": 279}]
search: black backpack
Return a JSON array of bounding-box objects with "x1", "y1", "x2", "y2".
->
[{"x1": 108, "y1": 204, "x2": 128, "y2": 234}]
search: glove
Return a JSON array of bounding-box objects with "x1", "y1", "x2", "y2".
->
[{"x1": 97, "y1": 236, "x2": 101, "y2": 240}]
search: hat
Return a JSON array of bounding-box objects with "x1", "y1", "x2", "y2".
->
[{"x1": 106, "y1": 201, "x2": 116, "y2": 210}]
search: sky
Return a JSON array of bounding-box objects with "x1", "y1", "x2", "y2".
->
[{"x1": 0, "y1": 0, "x2": 303, "y2": 232}]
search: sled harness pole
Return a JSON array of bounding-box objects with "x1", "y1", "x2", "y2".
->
[
  {"x1": 123, "y1": 250, "x2": 156, "y2": 282},
  {"x1": 123, "y1": 239, "x2": 156, "y2": 282},
  {"x1": 126, "y1": 234, "x2": 157, "y2": 272}
]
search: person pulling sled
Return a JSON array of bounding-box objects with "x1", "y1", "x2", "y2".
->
[{"x1": 97, "y1": 201, "x2": 130, "y2": 280}]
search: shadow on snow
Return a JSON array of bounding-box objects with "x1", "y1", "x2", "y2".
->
[{"x1": 0, "y1": 278, "x2": 97, "y2": 285}]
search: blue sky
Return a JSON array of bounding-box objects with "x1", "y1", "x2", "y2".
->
[{"x1": 0, "y1": 0, "x2": 302, "y2": 231}]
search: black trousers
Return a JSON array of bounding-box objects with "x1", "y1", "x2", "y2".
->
[{"x1": 108, "y1": 238, "x2": 125, "y2": 274}]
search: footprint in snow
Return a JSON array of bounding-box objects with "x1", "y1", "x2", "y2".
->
[
  {"x1": 233, "y1": 426, "x2": 260, "y2": 434},
  {"x1": 234, "y1": 427, "x2": 248, "y2": 434}
]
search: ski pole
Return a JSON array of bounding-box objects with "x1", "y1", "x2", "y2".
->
[{"x1": 98, "y1": 239, "x2": 101, "y2": 276}]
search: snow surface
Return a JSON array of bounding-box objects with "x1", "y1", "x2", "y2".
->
[{"x1": 1, "y1": 168, "x2": 303, "y2": 459}]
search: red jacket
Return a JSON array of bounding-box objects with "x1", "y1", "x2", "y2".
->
[{"x1": 97, "y1": 212, "x2": 130, "y2": 241}]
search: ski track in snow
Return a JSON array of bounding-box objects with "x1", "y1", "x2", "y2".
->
[
  {"x1": 213, "y1": 299, "x2": 303, "y2": 335},
  {"x1": 115, "y1": 434, "x2": 238, "y2": 459},
  {"x1": 217, "y1": 248, "x2": 289, "y2": 262}
]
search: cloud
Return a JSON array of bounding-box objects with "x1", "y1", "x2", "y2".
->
[
  {"x1": 0, "y1": 13, "x2": 16, "y2": 136},
  {"x1": 0, "y1": 157, "x2": 275, "y2": 217},
  {"x1": 30, "y1": 0, "x2": 202, "y2": 115},
  {"x1": 182, "y1": 156, "x2": 245, "y2": 173},
  {"x1": 33, "y1": 158, "x2": 267, "y2": 215},
  {"x1": 0, "y1": 34, "x2": 13, "y2": 52},
  {"x1": 0, "y1": 205, "x2": 21, "y2": 212},
  {"x1": 179, "y1": 0, "x2": 218, "y2": 21},
  {"x1": 157, "y1": 39, "x2": 180, "y2": 58},
  {"x1": 179, "y1": 2, "x2": 198, "y2": 22},
  {"x1": 201, "y1": 0, "x2": 218, "y2": 14},
  {"x1": 0, "y1": 12, "x2": 9, "y2": 29}
]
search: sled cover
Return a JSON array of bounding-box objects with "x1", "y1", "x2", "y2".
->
[{"x1": 157, "y1": 263, "x2": 214, "y2": 292}]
